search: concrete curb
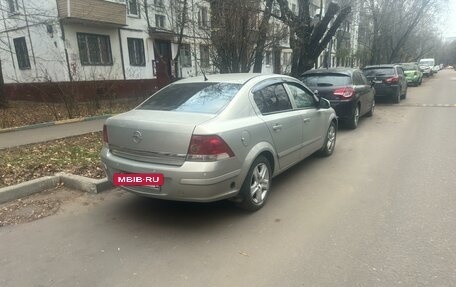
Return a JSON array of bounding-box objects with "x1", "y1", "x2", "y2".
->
[
  {"x1": 0, "y1": 173, "x2": 113, "y2": 205},
  {"x1": 0, "y1": 114, "x2": 113, "y2": 134}
]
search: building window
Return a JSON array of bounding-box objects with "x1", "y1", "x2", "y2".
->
[
  {"x1": 200, "y1": 45, "x2": 210, "y2": 68},
  {"x1": 265, "y1": 51, "x2": 271, "y2": 65},
  {"x1": 128, "y1": 0, "x2": 139, "y2": 16},
  {"x1": 77, "y1": 33, "x2": 113, "y2": 66},
  {"x1": 155, "y1": 14, "x2": 165, "y2": 28},
  {"x1": 198, "y1": 6, "x2": 208, "y2": 28},
  {"x1": 7, "y1": 0, "x2": 19, "y2": 14},
  {"x1": 180, "y1": 44, "x2": 192, "y2": 67},
  {"x1": 154, "y1": 0, "x2": 164, "y2": 7},
  {"x1": 13, "y1": 37, "x2": 30, "y2": 69},
  {"x1": 291, "y1": 4, "x2": 296, "y2": 15},
  {"x1": 127, "y1": 38, "x2": 145, "y2": 66}
]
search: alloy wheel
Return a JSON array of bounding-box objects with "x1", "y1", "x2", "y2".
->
[{"x1": 250, "y1": 163, "x2": 270, "y2": 204}]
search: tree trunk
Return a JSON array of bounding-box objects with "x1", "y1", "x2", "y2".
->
[
  {"x1": 0, "y1": 60, "x2": 7, "y2": 109},
  {"x1": 253, "y1": 0, "x2": 274, "y2": 72}
]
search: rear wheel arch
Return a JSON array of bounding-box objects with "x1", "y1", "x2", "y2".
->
[{"x1": 238, "y1": 143, "x2": 277, "y2": 186}]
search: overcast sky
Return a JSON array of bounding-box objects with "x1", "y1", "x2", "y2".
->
[{"x1": 441, "y1": 0, "x2": 456, "y2": 38}]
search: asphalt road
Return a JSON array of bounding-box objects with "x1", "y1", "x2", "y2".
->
[{"x1": 1, "y1": 69, "x2": 456, "y2": 287}]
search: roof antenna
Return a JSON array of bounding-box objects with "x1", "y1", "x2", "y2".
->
[
  {"x1": 195, "y1": 55, "x2": 208, "y2": 81},
  {"x1": 200, "y1": 64, "x2": 208, "y2": 81}
]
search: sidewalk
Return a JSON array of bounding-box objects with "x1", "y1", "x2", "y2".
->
[
  {"x1": 0, "y1": 116, "x2": 109, "y2": 150},
  {"x1": 0, "y1": 116, "x2": 114, "y2": 204}
]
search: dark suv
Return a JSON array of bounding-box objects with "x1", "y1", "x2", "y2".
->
[{"x1": 362, "y1": 64, "x2": 407, "y2": 104}]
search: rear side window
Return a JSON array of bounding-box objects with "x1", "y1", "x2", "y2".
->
[
  {"x1": 301, "y1": 74, "x2": 351, "y2": 87},
  {"x1": 253, "y1": 84, "x2": 292, "y2": 114},
  {"x1": 138, "y1": 82, "x2": 241, "y2": 114},
  {"x1": 363, "y1": 68, "x2": 395, "y2": 77}
]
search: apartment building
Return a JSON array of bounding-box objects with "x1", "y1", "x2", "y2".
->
[
  {"x1": 0, "y1": 0, "x2": 213, "y2": 100},
  {"x1": 0, "y1": 0, "x2": 358, "y2": 100}
]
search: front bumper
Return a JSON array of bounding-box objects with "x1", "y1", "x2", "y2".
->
[{"x1": 101, "y1": 148, "x2": 242, "y2": 202}]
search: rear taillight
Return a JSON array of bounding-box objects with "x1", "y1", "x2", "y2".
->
[
  {"x1": 187, "y1": 135, "x2": 235, "y2": 161},
  {"x1": 385, "y1": 76, "x2": 399, "y2": 84},
  {"x1": 333, "y1": 87, "x2": 355, "y2": 99},
  {"x1": 102, "y1": 124, "x2": 109, "y2": 144}
]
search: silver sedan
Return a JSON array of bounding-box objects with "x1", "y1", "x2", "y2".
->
[{"x1": 101, "y1": 73, "x2": 337, "y2": 211}]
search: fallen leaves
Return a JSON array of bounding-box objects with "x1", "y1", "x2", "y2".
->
[{"x1": 0, "y1": 132, "x2": 105, "y2": 187}]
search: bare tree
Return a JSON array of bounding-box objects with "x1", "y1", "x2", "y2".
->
[
  {"x1": 274, "y1": 0, "x2": 351, "y2": 76},
  {"x1": 362, "y1": 0, "x2": 443, "y2": 65}
]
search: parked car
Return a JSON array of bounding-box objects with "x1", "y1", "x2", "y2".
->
[
  {"x1": 432, "y1": 65, "x2": 440, "y2": 73},
  {"x1": 300, "y1": 68, "x2": 375, "y2": 129},
  {"x1": 101, "y1": 73, "x2": 337, "y2": 211},
  {"x1": 400, "y1": 62, "x2": 423, "y2": 86},
  {"x1": 419, "y1": 58, "x2": 436, "y2": 77},
  {"x1": 362, "y1": 64, "x2": 408, "y2": 104},
  {"x1": 419, "y1": 64, "x2": 433, "y2": 77}
]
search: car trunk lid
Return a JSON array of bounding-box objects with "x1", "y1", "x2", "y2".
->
[{"x1": 106, "y1": 110, "x2": 215, "y2": 166}]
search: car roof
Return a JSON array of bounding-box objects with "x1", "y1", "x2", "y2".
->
[
  {"x1": 363, "y1": 64, "x2": 399, "y2": 69},
  {"x1": 173, "y1": 73, "x2": 273, "y2": 85},
  {"x1": 301, "y1": 67, "x2": 358, "y2": 76}
]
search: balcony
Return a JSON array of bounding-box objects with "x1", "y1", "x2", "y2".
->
[{"x1": 57, "y1": 0, "x2": 126, "y2": 27}]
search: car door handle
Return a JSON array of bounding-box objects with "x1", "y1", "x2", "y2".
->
[
  {"x1": 303, "y1": 118, "x2": 310, "y2": 124},
  {"x1": 272, "y1": 124, "x2": 282, "y2": 131}
]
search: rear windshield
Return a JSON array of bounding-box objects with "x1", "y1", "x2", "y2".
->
[
  {"x1": 138, "y1": 82, "x2": 242, "y2": 114},
  {"x1": 401, "y1": 64, "x2": 416, "y2": 71},
  {"x1": 301, "y1": 74, "x2": 351, "y2": 87},
  {"x1": 363, "y1": 68, "x2": 395, "y2": 77}
]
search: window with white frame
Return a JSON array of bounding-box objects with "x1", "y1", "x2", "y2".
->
[
  {"x1": 13, "y1": 37, "x2": 30, "y2": 69},
  {"x1": 127, "y1": 38, "x2": 145, "y2": 66},
  {"x1": 7, "y1": 0, "x2": 19, "y2": 14},
  {"x1": 265, "y1": 51, "x2": 271, "y2": 65},
  {"x1": 155, "y1": 14, "x2": 165, "y2": 28},
  {"x1": 180, "y1": 44, "x2": 192, "y2": 67},
  {"x1": 198, "y1": 6, "x2": 208, "y2": 28},
  {"x1": 77, "y1": 33, "x2": 113, "y2": 65},
  {"x1": 200, "y1": 45, "x2": 210, "y2": 68},
  {"x1": 128, "y1": 0, "x2": 139, "y2": 16}
]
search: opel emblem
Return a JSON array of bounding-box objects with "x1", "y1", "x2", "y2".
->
[{"x1": 132, "y1": 131, "x2": 143, "y2": 144}]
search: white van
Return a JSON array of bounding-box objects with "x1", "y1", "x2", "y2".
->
[{"x1": 419, "y1": 58, "x2": 436, "y2": 76}]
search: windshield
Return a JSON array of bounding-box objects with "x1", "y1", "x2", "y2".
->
[
  {"x1": 419, "y1": 60, "x2": 434, "y2": 66},
  {"x1": 138, "y1": 82, "x2": 242, "y2": 114},
  {"x1": 363, "y1": 68, "x2": 395, "y2": 77},
  {"x1": 301, "y1": 74, "x2": 351, "y2": 87}
]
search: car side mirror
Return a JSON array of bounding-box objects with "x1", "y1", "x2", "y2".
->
[{"x1": 318, "y1": 97, "x2": 331, "y2": 109}]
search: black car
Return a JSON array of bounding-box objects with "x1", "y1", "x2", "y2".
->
[
  {"x1": 362, "y1": 64, "x2": 407, "y2": 104},
  {"x1": 300, "y1": 68, "x2": 375, "y2": 129}
]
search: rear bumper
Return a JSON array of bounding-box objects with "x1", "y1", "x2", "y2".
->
[
  {"x1": 328, "y1": 100, "x2": 356, "y2": 121},
  {"x1": 373, "y1": 84, "x2": 399, "y2": 97},
  {"x1": 406, "y1": 76, "x2": 420, "y2": 84},
  {"x1": 101, "y1": 148, "x2": 242, "y2": 202}
]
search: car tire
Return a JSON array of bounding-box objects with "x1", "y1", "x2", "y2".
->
[
  {"x1": 401, "y1": 85, "x2": 407, "y2": 99},
  {"x1": 393, "y1": 88, "x2": 401, "y2": 104},
  {"x1": 318, "y1": 121, "x2": 337, "y2": 157},
  {"x1": 236, "y1": 155, "x2": 271, "y2": 212},
  {"x1": 366, "y1": 99, "x2": 375, "y2": 117},
  {"x1": 346, "y1": 105, "x2": 360, "y2": 129}
]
